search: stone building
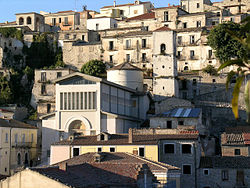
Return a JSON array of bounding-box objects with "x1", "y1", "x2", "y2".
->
[
  {"x1": 213, "y1": 0, "x2": 250, "y2": 14},
  {"x1": 31, "y1": 68, "x2": 75, "y2": 116},
  {"x1": 180, "y1": 0, "x2": 213, "y2": 13},
  {"x1": 221, "y1": 126, "x2": 250, "y2": 157},
  {"x1": 0, "y1": 118, "x2": 38, "y2": 176},
  {"x1": 87, "y1": 17, "x2": 118, "y2": 31},
  {"x1": 198, "y1": 156, "x2": 250, "y2": 188}
]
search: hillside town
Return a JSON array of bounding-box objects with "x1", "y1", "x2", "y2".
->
[{"x1": 0, "y1": 0, "x2": 249, "y2": 187}]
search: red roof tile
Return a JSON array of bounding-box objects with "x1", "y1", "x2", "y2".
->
[
  {"x1": 101, "y1": 1, "x2": 151, "y2": 9},
  {"x1": 243, "y1": 133, "x2": 250, "y2": 145},
  {"x1": 154, "y1": 26, "x2": 172, "y2": 32},
  {"x1": 127, "y1": 12, "x2": 155, "y2": 21},
  {"x1": 56, "y1": 10, "x2": 75, "y2": 14},
  {"x1": 153, "y1": 5, "x2": 180, "y2": 10}
]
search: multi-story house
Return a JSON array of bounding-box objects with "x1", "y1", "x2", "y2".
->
[
  {"x1": 0, "y1": 118, "x2": 38, "y2": 175},
  {"x1": 41, "y1": 71, "x2": 150, "y2": 164},
  {"x1": 50, "y1": 128, "x2": 201, "y2": 188},
  {"x1": 31, "y1": 68, "x2": 75, "y2": 117},
  {"x1": 98, "y1": 0, "x2": 154, "y2": 19}
]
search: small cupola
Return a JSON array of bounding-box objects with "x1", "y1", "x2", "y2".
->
[{"x1": 97, "y1": 132, "x2": 110, "y2": 141}]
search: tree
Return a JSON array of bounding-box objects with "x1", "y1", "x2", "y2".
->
[
  {"x1": 202, "y1": 65, "x2": 218, "y2": 76},
  {"x1": 207, "y1": 21, "x2": 247, "y2": 63},
  {"x1": 217, "y1": 17, "x2": 250, "y2": 121},
  {"x1": 80, "y1": 60, "x2": 106, "y2": 77},
  {"x1": 0, "y1": 76, "x2": 13, "y2": 105}
]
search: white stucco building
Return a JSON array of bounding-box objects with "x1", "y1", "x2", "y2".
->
[
  {"x1": 87, "y1": 17, "x2": 117, "y2": 31},
  {"x1": 41, "y1": 72, "x2": 150, "y2": 163}
]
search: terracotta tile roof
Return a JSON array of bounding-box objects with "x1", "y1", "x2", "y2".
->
[
  {"x1": 154, "y1": 26, "x2": 172, "y2": 32},
  {"x1": 53, "y1": 132, "x2": 199, "y2": 146},
  {"x1": 108, "y1": 62, "x2": 142, "y2": 71},
  {"x1": 57, "y1": 10, "x2": 75, "y2": 13},
  {"x1": 225, "y1": 126, "x2": 250, "y2": 134},
  {"x1": 101, "y1": 1, "x2": 151, "y2": 9},
  {"x1": 200, "y1": 156, "x2": 250, "y2": 168},
  {"x1": 0, "y1": 118, "x2": 38, "y2": 129},
  {"x1": 31, "y1": 152, "x2": 178, "y2": 187},
  {"x1": 127, "y1": 12, "x2": 155, "y2": 21},
  {"x1": 243, "y1": 133, "x2": 250, "y2": 145}
]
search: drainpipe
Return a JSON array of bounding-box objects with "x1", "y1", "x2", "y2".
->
[{"x1": 144, "y1": 168, "x2": 148, "y2": 188}]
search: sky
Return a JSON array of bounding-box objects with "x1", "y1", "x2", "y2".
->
[{"x1": 0, "y1": 0, "x2": 218, "y2": 23}]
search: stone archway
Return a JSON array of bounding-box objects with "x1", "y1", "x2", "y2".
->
[{"x1": 65, "y1": 116, "x2": 92, "y2": 136}]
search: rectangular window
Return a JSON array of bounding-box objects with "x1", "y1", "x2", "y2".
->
[
  {"x1": 177, "y1": 36, "x2": 182, "y2": 45},
  {"x1": 59, "y1": 18, "x2": 61, "y2": 23},
  {"x1": 57, "y1": 72, "x2": 62, "y2": 78},
  {"x1": 76, "y1": 92, "x2": 79, "y2": 110},
  {"x1": 72, "y1": 92, "x2": 75, "y2": 110},
  {"x1": 22, "y1": 134, "x2": 25, "y2": 143},
  {"x1": 31, "y1": 134, "x2": 34, "y2": 143},
  {"x1": 139, "y1": 147, "x2": 145, "y2": 157},
  {"x1": 89, "y1": 92, "x2": 92, "y2": 109},
  {"x1": 80, "y1": 92, "x2": 84, "y2": 110},
  {"x1": 82, "y1": 35, "x2": 85, "y2": 41},
  {"x1": 64, "y1": 17, "x2": 68, "y2": 25},
  {"x1": 68, "y1": 92, "x2": 71, "y2": 110},
  {"x1": 110, "y1": 147, "x2": 115, "y2": 152},
  {"x1": 190, "y1": 35, "x2": 195, "y2": 44},
  {"x1": 167, "y1": 121, "x2": 172, "y2": 129},
  {"x1": 41, "y1": 84, "x2": 46, "y2": 95},
  {"x1": 183, "y1": 22, "x2": 187, "y2": 28},
  {"x1": 190, "y1": 50, "x2": 195, "y2": 59},
  {"x1": 84, "y1": 92, "x2": 88, "y2": 109},
  {"x1": 64, "y1": 92, "x2": 67, "y2": 110},
  {"x1": 41, "y1": 72, "x2": 46, "y2": 82},
  {"x1": 98, "y1": 147, "x2": 102, "y2": 152},
  {"x1": 126, "y1": 39, "x2": 131, "y2": 49},
  {"x1": 197, "y1": 21, "x2": 201, "y2": 27},
  {"x1": 126, "y1": 54, "x2": 130, "y2": 62},
  {"x1": 5, "y1": 133, "x2": 8, "y2": 143},
  {"x1": 52, "y1": 18, "x2": 56, "y2": 26},
  {"x1": 60, "y1": 93, "x2": 63, "y2": 110},
  {"x1": 234, "y1": 149, "x2": 241, "y2": 155},
  {"x1": 222, "y1": 170, "x2": 229, "y2": 181},
  {"x1": 93, "y1": 92, "x2": 96, "y2": 109},
  {"x1": 109, "y1": 41, "x2": 114, "y2": 50},
  {"x1": 164, "y1": 144, "x2": 175, "y2": 153},
  {"x1": 73, "y1": 148, "x2": 79, "y2": 157},
  {"x1": 208, "y1": 50, "x2": 213, "y2": 58},
  {"x1": 142, "y1": 39, "x2": 147, "y2": 48},
  {"x1": 96, "y1": 24, "x2": 99, "y2": 30},
  {"x1": 47, "y1": 104, "x2": 51, "y2": 113},
  {"x1": 164, "y1": 11, "x2": 169, "y2": 21},
  {"x1": 120, "y1": 10, "x2": 124, "y2": 15},
  {"x1": 110, "y1": 55, "x2": 113, "y2": 63},
  {"x1": 15, "y1": 134, "x2": 18, "y2": 143},
  {"x1": 203, "y1": 169, "x2": 209, "y2": 176},
  {"x1": 197, "y1": 3, "x2": 200, "y2": 8},
  {"x1": 142, "y1": 53, "x2": 146, "y2": 62},
  {"x1": 183, "y1": 165, "x2": 191, "y2": 174},
  {"x1": 193, "y1": 79, "x2": 197, "y2": 85},
  {"x1": 178, "y1": 121, "x2": 184, "y2": 125},
  {"x1": 182, "y1": 144, "x2": 192, "y2": 154}
]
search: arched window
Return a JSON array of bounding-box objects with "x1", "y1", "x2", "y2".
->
[
  {"x1": 184, "y1": 66, "x2": 189, "y2": 71},
  {"x1": 27, "y1": 17, "x2": 32, "y2": 24},
  {"x1": 160, "y1": 44, "x2": 166, "y2": 54},
  {"x1": 19, "y1": 17, "x2": 24, "y2": 25},
  {"x1": 17, "y1": 153, "x2": 21, "y2": 165}
]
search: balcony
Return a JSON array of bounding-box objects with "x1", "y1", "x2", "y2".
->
[
  {"x1": 177, "y1": 55, "x2": 186, "y2": 61},
  {"x1": 12, "y1": 142, "x2": 35, "y2": 148},
  {"x1": 177, "y1": 42, "x2": 199, "y2": 47},
  {"x1": 189, "y1": 56, "x2": 199, "y2": 60}
]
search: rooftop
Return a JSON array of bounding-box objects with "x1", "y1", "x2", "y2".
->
[
  {"x1": 154, "y1": 108, "x2": 201, "y2": 118},
  {"x1": 53, "y1": 131, "x2": 199, "y2": 146},
  {"x1": 31, "y1": 152, "x2": 179, "y2": 187},
  {"x1": 126, "y1": 12, "x2": 155, "y2": 21},
  {"x1": 0, "y1": 118, "x2": 38, "y2": 129},
  {"x1": 154, "y1": 25, "x2": 172, "y2": 32},
  {"x1": 101, "y1": 1, "x2": 151, "y2": 9}
]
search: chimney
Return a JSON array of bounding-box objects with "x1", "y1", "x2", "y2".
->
[
  {"x1": 59, "y1": 162, "x2": 68, "y2": 171},
  {"x1": 133, "y1": 149, "x2": 138, "y2": 155},
  {"x1": 114, "y1": 0, "x2": 116, "y2": 7},
  {"x1": 168, "y1": 3, "x2": 170, "y2": 7},
  {"x1": 129, "y1": 128, "x2": 133, "y2": 144}
]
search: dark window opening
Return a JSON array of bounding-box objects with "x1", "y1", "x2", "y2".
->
[
  {"x1": 110, "y1": 55, "x2": 113, "y2": 63},
  {"x1": 41, "y1": 84, "x2": 46, "y2": 95},
  {"x1": 222, "y1": 170, "x2": 229, "y2": 181},
  {"x1": 57, "y1": 72, "x2": 62, "y2": 78},
  {"x1": 139, "y1": 148, "x2": 145, "y2": 157},
  {"x1": 52, "y1": 18, "x2": 56, "y2": 26},
  {"x1": 109, "y1": 41, "x2": 114, "y2": 50},
  {"x1": 27, "y1": 17, "x2": 32, "y2": 24},
  {"x1": 73, "y1": 148, "x2": 79, "y2": 156},
  {"x1": 203, "y1": 169, "x2": 209, "y2": 175},
  {"x1": 183, "y1": 22, "x2": 187, "y2": 28},
  {"x1": 100, "y1": 134, "x2": 105, "y2": 140},
  {"x1": 164, "y1": 144, "x2": 175, "y2": 153},
  {"x1": 142, "y1": 53, "x2": 146, "y2": 62},
  {"x1": 142, "y1": 39, "x2": 147, "y2": 48},
  {"x1": 160, "y1": 43, "x2": 166, "y2": 54},
  {"x1": 178, "y1": 121, "x2": 184, "y2": 125},
  {"x1": 98, "y1": 147, "x2": 102, "y2": 152},
  {"x1": 110, "y1": 147, "x2": 115, "y2": 152},
  {"x1": 167, "y1": 121, "x2": 172, "y2": 129},
  {"x1": 235, "y1": 149, "x2": 241, "y2": 155},
  {"x1": 182, "y1": 144, "x2": 192, "y2": 154},
  {"x1": 17, "y1": 153, "x2": 21, "y2": 165},
  {"x1": 197, "y1": 3, "x2": 200, "y2": 8},
  {"x1": 183, "y1": 165, "x2": 191, "y2": 174},
  {"x1": 164, "y1": 11, "x2": 169, "y2": 21},
  {"x1": 47, "y1": 104, "x2": 51, "y2": 113}
]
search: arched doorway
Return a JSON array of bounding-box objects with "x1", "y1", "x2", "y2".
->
[
  {"x1": 27, "y1": 17, "x2": 32, "y2": 24},
  {"x1": 17, "y1": 153, "x2": 21, "y2": 165},
  {"x1": 24, "y1": 153, "x2": 29, "y2": 166},
  {"x1": 68, "y1": 120, "x2": 87, "y2": 137}
]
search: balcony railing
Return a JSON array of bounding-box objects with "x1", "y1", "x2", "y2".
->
[{"x1": 12, "y1": 142, "x2": 35, "y2": 148}]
